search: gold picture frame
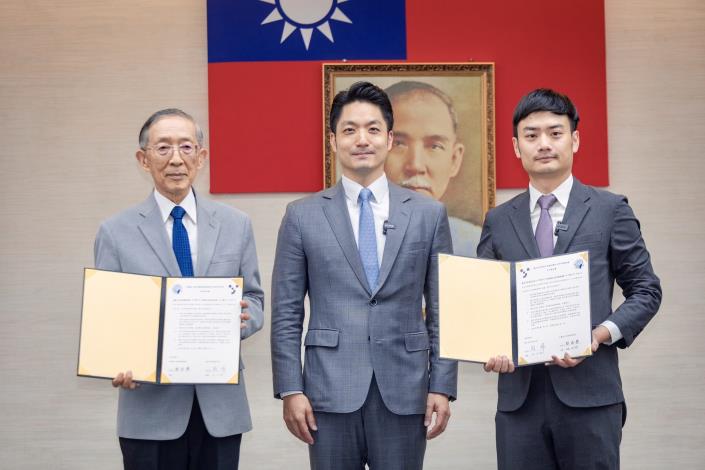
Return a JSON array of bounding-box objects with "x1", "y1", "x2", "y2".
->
[{"x1": 323, "y1": 63, "x2": 495, "y2": 256}]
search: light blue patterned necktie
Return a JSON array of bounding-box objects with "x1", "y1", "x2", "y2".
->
[
  {"x1": 171, "y1": 206, "x2": 194, "y2": 277},
  {"x1": 358, "y1": 188, "x2": 379, "y2": 290}
]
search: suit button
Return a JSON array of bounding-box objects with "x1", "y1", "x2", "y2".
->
[{"x1": 369, "y1": 298, "x2": 378, "y2": 306}]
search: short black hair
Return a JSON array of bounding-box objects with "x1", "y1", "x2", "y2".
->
[
  {"x1": 512, "y1": 89, "x2": 579, "y2": 138},
  {"x1": 329, "y1": 81, "x2": 394, "y2": 133}
]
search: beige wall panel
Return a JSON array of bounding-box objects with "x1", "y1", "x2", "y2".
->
[{"x1": 0, "y1": 0, "x2": 703, "y2": 468}]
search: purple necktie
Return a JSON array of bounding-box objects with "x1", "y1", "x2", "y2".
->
[{"x1": 535, "y1": 194, "x2": 557, "y2": 257}]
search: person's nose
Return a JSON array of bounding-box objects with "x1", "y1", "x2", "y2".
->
[
  {"x1": 404, "y1": 142, "x2": 425, "y2": 174},
  {"x1": 356, "y1": 130, "x2": 370, "y2": 146},
  {"x1": 168, "y1": 148, "x2": 185, "y2": 165},
  {"x1": 538, "y1": 133, "x2": 552, "y2": 151}
]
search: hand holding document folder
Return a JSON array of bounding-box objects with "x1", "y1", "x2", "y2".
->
[
  {"x1": 78, "y1": 269, "x2": 244, "y2": 385},
  {"x1": 439, "y1": 251, "x2": 592, "y2": 367}
]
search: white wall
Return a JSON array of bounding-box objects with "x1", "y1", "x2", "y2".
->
[{"x1": 1, "y1": 1, "x2": 703, "y2": 468}]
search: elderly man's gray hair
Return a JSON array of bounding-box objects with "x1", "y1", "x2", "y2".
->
[{"x1": 138, "y1": 108, "x2": 205, "y2": 148}]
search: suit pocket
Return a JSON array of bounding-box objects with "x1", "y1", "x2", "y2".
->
[
  {"x1": 304, "y1": 329, "x2": 339, "y2": 348},
  {"x1": 210, "y1": 253, "x2": 239, "y2": 264},
  {"x1": 405, "y1": 332, "x2": 430, "y2": 351},
  {"x1": 570, "y1": 231, "x2": 602, "y2": 247},
  {"x1": 404, "y1": 240, "x2": 428, "y2": 253}
]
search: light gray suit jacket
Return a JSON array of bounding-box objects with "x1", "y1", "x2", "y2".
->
[
  {"x1": 478, "y1": 179, "x2": 662, "y2": 412},
  {"x1": 94, "y1": 191, "x2": 264, "y2": 439},
  {"x1": 271, "y1": 181, "x2": 458, "y2": 415}
]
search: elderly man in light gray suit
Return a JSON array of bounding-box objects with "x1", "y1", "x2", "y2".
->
[
  {"x1": 271, "y1": 82, "x2": 458, "y2": 470},
  {"x1": 95, "y1": 109, "x2": 264, "y2": 470}
]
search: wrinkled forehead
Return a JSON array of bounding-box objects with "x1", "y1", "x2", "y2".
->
[
  {"x1": 394, "y1": 93, "x2": 455, "y2": 131},
  {"x1": 392, "y1": 90, "x2": 456, "y2": 132},
  {"x1": 147, "y1": 115, "x2": 198, "y2": 142}
]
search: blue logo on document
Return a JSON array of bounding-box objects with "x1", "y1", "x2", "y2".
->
[
  {"x1": 574, "y1": 259, "x2": 584, "y2": 270},
  {"x1": 172, "y1": 284, "x2": 183, "y2": 295}
]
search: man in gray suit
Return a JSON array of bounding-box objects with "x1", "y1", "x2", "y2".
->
[
  {"x1": 271, "y1": 82, "x2": 458, "y2": 469},
  {"x1": 95, "y1": 109, "x2": 264, "y2": 469},
  {"x1": 479, "y1": 89, "x2": 662, "y2": 469}
]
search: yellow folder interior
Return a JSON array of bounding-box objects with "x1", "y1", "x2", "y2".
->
[
  {"x1": 78, "y1": 269, "x2": 162, "y2": 381},
  {"x1": 439, "y1": 254, "x2": 513, "y2": 362}
]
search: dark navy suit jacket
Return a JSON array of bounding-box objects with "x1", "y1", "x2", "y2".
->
[{"x1": 478, "y1": 178, "x2": 662, "y2": 411}]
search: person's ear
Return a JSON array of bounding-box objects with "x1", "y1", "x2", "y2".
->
[{"x1": 449, "y1": 142, "x2": 464, "y2": 178}]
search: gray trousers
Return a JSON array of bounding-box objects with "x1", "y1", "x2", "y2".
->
[{"x1": 309, "y1": 376, "x2": 426, "y2": 470}]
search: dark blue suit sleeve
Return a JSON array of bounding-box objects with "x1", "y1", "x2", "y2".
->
[{"x1": 608, "y1": 197, "x2": 662, "y2": 347}]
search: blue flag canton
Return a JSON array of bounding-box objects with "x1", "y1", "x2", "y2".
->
[{"x1": 208, "y1": 0, "x2": 407, "y2": 62}]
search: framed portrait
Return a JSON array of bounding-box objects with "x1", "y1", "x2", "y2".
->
[{"x1": 323, "y1": 62, "x2": 495, "y2": 257}]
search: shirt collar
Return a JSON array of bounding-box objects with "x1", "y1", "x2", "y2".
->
[
  {"x1": 341, "y1": 173, "x2": 389, "y2": 205},
  {"x1": 153, "y1": 188, "x2": 198, "y2": 224},
  {"x1": 529, "y1": 174, "x2": 573, "y2": 211}
]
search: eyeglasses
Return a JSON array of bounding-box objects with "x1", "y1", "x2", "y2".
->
[{"x1": 144, "y1": 143, "x2": 199, "y2": 158}]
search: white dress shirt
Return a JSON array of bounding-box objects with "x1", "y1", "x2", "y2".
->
[
  {"x1": 528, "y1": 175, "x2": 622, "y2": 345},
  {"x1": 341, "y1": 173, "x2": 390, "y2": 266},
  {"x1": 153, "y1": 188, "x2": 198, "y2": 270}
]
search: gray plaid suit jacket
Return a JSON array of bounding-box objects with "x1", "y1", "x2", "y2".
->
[
  {"x1": 94, "y1": 191, "x2": 264, "y2": 439},
  {"x1": 271, "y1": 181, "x2": 458, "y2": 415}
]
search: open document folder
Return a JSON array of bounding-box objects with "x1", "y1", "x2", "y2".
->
[
  {"x1": 439, "y1": 252, "x2": 593, "y2": 366},
  {"x1": 78, "y1": 268, "x2": 242, "y2": 384}
]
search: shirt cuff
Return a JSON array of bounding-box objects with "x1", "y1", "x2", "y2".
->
[
  {"x1": 600, "y1": 320, "x2": 623, "y2": 345},
  {"x1": 280, "y1": 390, "x2": 303, "y2": 398}
]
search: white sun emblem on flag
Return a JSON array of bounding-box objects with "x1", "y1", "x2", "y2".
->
[{"x1": 259, "y1": 0, "x2": 352, "y2": 50}]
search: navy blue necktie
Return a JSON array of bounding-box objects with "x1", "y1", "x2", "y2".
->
[
  {"x1": 171, "y1": 206, "x2": 194, "y2": 277},
  {"x1": 358, "y1": 188, "x2": 379, "y2": 290}
]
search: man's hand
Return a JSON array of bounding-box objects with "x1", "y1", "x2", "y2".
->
[
  {"x1": 484, "y1": 355, "x2": 515, "y2": 374},
  {"x1": 591, "y1": 324, "x2": 611, "y2": 352},
  {"x1": 549, "y1": 353, "x2": 585, "y2": 368},
  {"x1": 425, "y1": 393, "x2": 451, "y2": 440},
  {"x1": 112, "y1": 371, "x2": 139, "y2": 390},
  {"x1": 240, "y1": 300, "x2": 250, "y2": 329},
  {"x1": 283, "y1": 393, "x2": 317, "y2": 445},
  {"x1": 550, "y1": 325, "x2": 612, "y2": 368}
]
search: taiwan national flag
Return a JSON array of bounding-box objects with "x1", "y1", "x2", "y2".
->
[
  {"x1": 207, "y1": 1, "x2": 608, "y2": 193},
  {"x1": 207, "y1": 0, "x2": 407, "y2": 193}
]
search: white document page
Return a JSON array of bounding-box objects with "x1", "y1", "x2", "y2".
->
[
  {"x1": 161, "y1": 277, "x2": 242, "y2": 384},
  {"x1": 515, "y1": 251, "x2": 592, "y2": 365}
]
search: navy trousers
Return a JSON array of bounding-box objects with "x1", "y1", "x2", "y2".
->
[{"x1": 119, "y1": 395, "x2": 242, "y2": 470}]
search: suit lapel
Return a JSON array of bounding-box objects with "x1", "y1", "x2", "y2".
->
[
  {"x1": 322, "y1": 183, "x2": 371, "y2": 294},
  {"x1": 509, "y1": 191, "x2": 540, "y2": 259},
  {"x1": 553, "y1": 179, "x2": 591, "y2": 254},
  {"x1": 137, "y1": 194, "x2": 181, "y2": 276},
  {"x1": 375, "y1": 183, "x2": 411, "y2": 295},
  {"x1": 195, "y1": 193, "x2": 220, "y2": 276}
]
